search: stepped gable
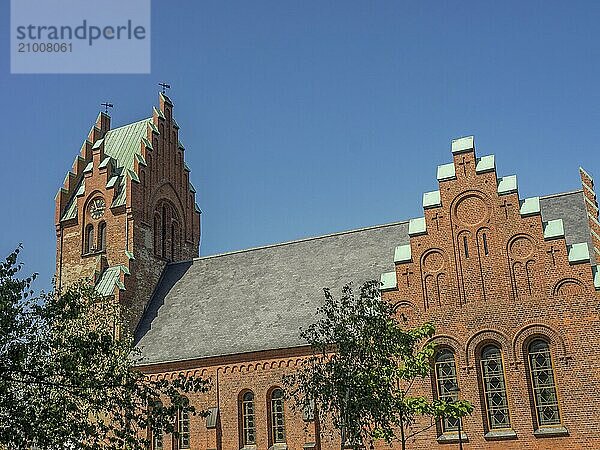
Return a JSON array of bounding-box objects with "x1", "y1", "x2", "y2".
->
[{"x1": 380, "y1": 136, "x2": 598, "y2": 316}]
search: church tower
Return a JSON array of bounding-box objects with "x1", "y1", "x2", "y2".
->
[{"x1": 55, "y1": 92, "x2": 201, "y2": 331}]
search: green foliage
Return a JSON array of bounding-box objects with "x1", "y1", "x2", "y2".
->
[
  {"x1": 284, "y1": 281, "x2": 473, "y2": 449},
  {"x1": 0, "y1": 247, "x2": 209, "y2": 449}
]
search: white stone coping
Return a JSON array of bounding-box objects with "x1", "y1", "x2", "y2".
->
[
  {"x1": 408, "y1": 217, "x2": 427, "y2": 236},
  {"x1": 543, "y1": 219, "x2": 565, "y2": 240},
  {"x1": 451, "y1": 135, "x2": 474, "y2": 154},
  {"x1": 394, "y1": 244, "x2": 412, "y2": 263},
  {"x1": 497, "y1": 175, "x2": 518, "y2": 195},
  {"x1": 568, "y1": 242, "x2": 590, "y2": 264},
  {"x1": 423, "y1": 190, "x2": 442, "y2": 209},
  {"x1": 380, "y1": 271, "x2": 397, "y2": 291},
  {"x1": 519, "y1": 197, "x2": 541, "y2": 216}
]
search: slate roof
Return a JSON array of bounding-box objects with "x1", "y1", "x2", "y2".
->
[{"x1": 134, "y1": 190, "x2": 593, "y2": 365}]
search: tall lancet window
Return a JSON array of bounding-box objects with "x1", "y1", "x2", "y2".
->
[
  {"x1": 240, "y1": 391, "x2": 256, "y2": 446},
  {"x1": 270, "y1": 388, "x2": 286, "y2": 444},
  {"x1": 481, "y1": 345, "x2": 511, "y2": 430},
  {"x1": 97, "y1": 221, "x2": 106, "y2": 251},
  {"x1": 528, "y1": 339, "x2": 561, "y2": 427},
  {"x1": 434, "y1": 349, "x2": 460, "y2": 432},
  {"x1": 84, "y1": 224, "x2": 94, "y2": 254}
]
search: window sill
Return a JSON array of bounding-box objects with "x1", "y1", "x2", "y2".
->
[
  {"x1": 484, "y1": 429, "x2": 517, "y2": 440},
  {"x1": 268, "y1": 444, "x2": 287, "y2": 450},
  {"x1": 241, "y1": 446, "x2": 257, "y2": 450},
  {"x1": 534, "y1": 426, "x2": 569, "y2": 438},
  {"x1": 437, "y1": 431, "x2": 469, "y2": 444},
  {"x1": 303, "y1": 444, "x2": 317, "y2": 450},
  {"x1": 82, "y1": 249, "x2": 105, "y2": 258}
]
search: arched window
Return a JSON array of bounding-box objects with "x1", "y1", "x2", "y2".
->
[
  {"x1": 177, "y1": 407, "x2": 190, "y2": 449},
  {"x1": 240, "y1": 391, "x2": 256, "y2": 446},
  {"x1": 97, "y1": 222, "x2": 106, "y2": 251},
  {"x1": 269, "y1": 388, "x2": 286, "y2": 444},
  {"x1": 152, "y1": 430, "x2": 163, "y2": 450},
  {"x1": 153, "y1": 214, "x2": 160, "y2": 256},
  {"x1": 480, "y1": 345, "x2": 511, "y2": 430},
  {"x1": 528, "y1": 339, "x2": 561, "y2": 427},
  {"x1": 84, "y1": 224, "x2": 94, "y2": 254},
  {"x1": 434, "y1": 349, "x2": 460, "y2": 432},
  {"x1": 170, "y1": 222, "x2": 176, "y2": 261},
  {"x1": 161, "y1": 206, "x2": 167, "y2": 259},
  {"x1": 151, "y1": 400, "x2": 163, "y2": 450}
]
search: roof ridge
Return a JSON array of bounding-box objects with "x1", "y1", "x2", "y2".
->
[
  {"x1": 168, "y1": 190, "x2": 584, "y2": 266},
  {"x1": 171, "y1": 220, "x2": 410, "y2": 264},
  {"x1": 540, "y1": 189, "x2": 583, "y2": 200},
  {"x1": 105, "y1": 117, "x2": 151, "y2": 135}
]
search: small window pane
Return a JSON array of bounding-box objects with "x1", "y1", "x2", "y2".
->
[
  {"x1": 435, "y1": 349, "x2": 460, "y2": 432},
  {"x1": 481, "y1": 345, "x2": 511, "y2": 429},
  {"x1": 528, "y1": 340, "x2": 561, "y2": 426},
  {"x1": 178, "y1": 409, "x2": 190, "y2": 449},
  {"x1": 271, "y1": 388, "x2": 286, "y2": 444},
  {"x1": 153, "y1": 429, "x2": 163, "y2": 450},
  {"x1": 241, "y1": 391, "x2": 256, "y2": 445}
]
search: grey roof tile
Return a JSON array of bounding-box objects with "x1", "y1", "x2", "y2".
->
[
  {"x1": 135, "y1": 222, "x2": 409, "y2": 364},
  {"x1": 135, "y1": 190, "x2": 593, "y2": 365}
]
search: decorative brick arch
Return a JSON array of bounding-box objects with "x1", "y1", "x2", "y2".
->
[
  {"x1": 512, "y1": 322, "x2": 569, "y2": 366},
  {"x1": 427, "y1": 334, "x2": 466, "y2": 368},
  {"x1": 149, "y1": 181, "x2": 186, "y2": 224},
  {"x1": 552, "y1": 277, "x2": 586, "y2": 297},
  {"x1": 465, "y1": 329, "x2": 512, "y2": 369}
]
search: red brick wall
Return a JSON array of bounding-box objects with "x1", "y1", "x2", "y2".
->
[
  {"x1": 55, "y1": 94, "x2": 201, "y2": 332},
  {"x1": 139, "y1": 142, "x2": 600, "y2": 450}
]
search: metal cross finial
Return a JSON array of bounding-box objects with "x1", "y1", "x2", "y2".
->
[
  {"x1": 101, "y1": 102, "x2": 113, "y2": 114},
  {"x1": 159, "y1": 82, "x2": 171, "y2": 94}
]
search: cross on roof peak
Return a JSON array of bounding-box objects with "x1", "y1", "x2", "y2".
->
[
  {"x1": 100, "y1": 102, "x2": 113, "y2": 114},
  {"x1": 159, "y1": 82, "x2": 171, "y2": 94}
]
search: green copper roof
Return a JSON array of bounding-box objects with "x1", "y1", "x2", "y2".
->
[
  {"x1": 103, "y1": 119, "x2": 150, "y2": 172},
  {"x1": 568, "y1": 243, "x2": 590, "y2": 264},
  {"x1": 380, "y1": 271, "x2": 397, "y2": 291},
  {"x1": 520, "y1": 197, "x2": 541, "y2": 217},
  {"x1": 61, "y1": 118, "x2": 150, "y2": 221},
  {"x1": 394, "y1": 244, "x2": 412, "y2": 263},
  {"x1": 95, "y1": 265, "x2": 127, "y2": 297}
]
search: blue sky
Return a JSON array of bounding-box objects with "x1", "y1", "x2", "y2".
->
[{"x1": 1, "y1": 1, "x2": 600, "y2": 291}]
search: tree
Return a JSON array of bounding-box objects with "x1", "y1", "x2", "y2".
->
[
  {"x1": 284, "y1": 281, "x2": 473, "y2": 449},
  {"x1": 0, "y1": 247, "x2": 209, "y2": 449}
]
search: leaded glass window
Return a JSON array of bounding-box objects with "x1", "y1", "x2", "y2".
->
[
  {"x1": 152, "y1": 429, "x2": 163, "y2": 450},
  {"x1": 178, "y1": 408, "x2": 190, "y2": 449},
  {"x1": 435, "y1": 349, "x2": 460, "y2": 432},
  {"x1": 270, "y1": 388, "x2": 286, "y2": 444},
  {"x1": 481, "y1": 345, "x2": 511, "y2": 429},
  {"x1": 241, "y1": 391, "x2": 256, "y2": 446},
  {"x1": 528, "y1": 339, "x2": 561, "y2": 427}
]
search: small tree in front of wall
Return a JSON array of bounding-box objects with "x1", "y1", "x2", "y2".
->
[{"x1": 284, "y1": 281, "x2": 473, "y2": 449}]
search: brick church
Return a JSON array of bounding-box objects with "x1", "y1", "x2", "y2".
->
[{"x1": 55, "y1": 93, "x2": 600, "y2": 449}]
